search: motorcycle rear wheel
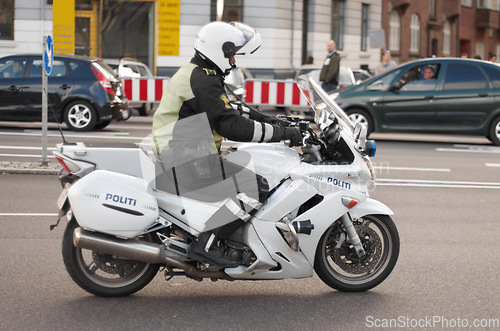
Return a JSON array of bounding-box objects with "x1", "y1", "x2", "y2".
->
[
  {"x1": 62, "y1": 218, "x2": 160, "y2": 297},
  {"x1": 314, "y1": 214, "x2": 399, "y2": 292}
]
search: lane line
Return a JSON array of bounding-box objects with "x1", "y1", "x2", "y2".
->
[
  {"x1": 0, "y1": 213, "x2": 58, "y2": 217},
  {"x1": 374, "y1": 166, "x2": 450, "y2": 172},
  {"x1": 0, "y1": 153, "x2": 55, "y2": 158},
  {"x1": 0, "y1": 145, "x2": 57, "y2": 150},
  {"x1": 376, "y1": 178, "x2": 500, "y2": 189},
  {"x1": 436, "y1": 144, "x2": 500, "y2": 154},
  {"x1": 375, "y1": 183, "x2": 500, "y2": 189},
  {"x1": 486, "y1": 163, "x2": 500, "y2": 167},
  {"x1": 0, "y1": 131, "x2": 150, "y2": 141}
]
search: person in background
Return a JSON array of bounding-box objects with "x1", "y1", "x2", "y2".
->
[
  {"x1": 319, "y1": 40, "x2": 340, "y2": 92},
  {"x1": 488, "y1": 53, "x2": 497, "y2": 63},
  {"x1": 375, "y1": 50, "x2": 397, "y2": 76},
  {"x1": 422, "y1": 66, "x2": 435, "y2": 81},
  {"x1": 11, "y1": 60, "x2": 23, "y2": 77}
]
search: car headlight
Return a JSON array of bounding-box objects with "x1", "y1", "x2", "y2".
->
[{"x1": 330, "y1": 92, "x2": 339, "y2": 100}]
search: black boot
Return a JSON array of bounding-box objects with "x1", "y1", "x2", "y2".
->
[{"x1": 188, "y1": 232, "x2": 239, "y2": 268}]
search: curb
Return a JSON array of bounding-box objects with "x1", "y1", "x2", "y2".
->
[{"x1": 0, "y1": 162, "x2": 61, "y2": 175}]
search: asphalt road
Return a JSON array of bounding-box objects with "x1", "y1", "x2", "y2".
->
[{"x1": 1, "y1": 117, "x2": 499, "y2": 330}]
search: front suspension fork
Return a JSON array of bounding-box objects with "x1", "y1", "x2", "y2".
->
[{"x1": 340, "y1": 213, "x2": 366, "y2": 257}]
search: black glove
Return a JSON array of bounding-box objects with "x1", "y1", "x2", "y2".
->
[
  {"x1": 283, "y1": 127, "x2": 302, "y2": 147},
  {"x1": 268, "y1": 115, "x2": 291, "y2": 127}
]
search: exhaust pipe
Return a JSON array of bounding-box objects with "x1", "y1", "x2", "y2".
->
[{"x1": 73, "y1": 227, "x2": 233, "y2": 281}]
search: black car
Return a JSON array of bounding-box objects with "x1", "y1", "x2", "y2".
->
[
  {"x1": 331, "y1": 58, "x2": 500, "y2": 145},
  {"x1": 0, "y1": 54, "x2": 129, "y2": 131}
]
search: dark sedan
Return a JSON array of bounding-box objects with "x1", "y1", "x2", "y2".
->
[
  {"x1": 331, "y1": 58, "x2": 500, "y2": 145},
  {"x1": 0, "y1": 54, "x2": 129, "y2": 131}
]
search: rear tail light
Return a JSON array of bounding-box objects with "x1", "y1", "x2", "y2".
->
[
  {"x1": 56, "y1": 155, "x2": 82, "y2": 174},
  {"x1": 91, "y1": 66, "x2": 116, "y2": 96}
]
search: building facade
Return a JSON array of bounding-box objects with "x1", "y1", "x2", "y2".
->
[
  {"x1": 382, "y1": 0, "x2": 500, "y2": 65},
  {"x1": 0, "y1": 0, "x2": 383, "y2": 78}
]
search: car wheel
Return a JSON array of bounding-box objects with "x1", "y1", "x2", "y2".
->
[
  {"x1": 64, "y1": 100, "x2": 97, "y2": 131},
  {"x1": 488, "y1": 117, "x2": 500, "y2": 146},
  {"x1": 345, "y1": 109, "x2": 373, "y2": 135},
  {"x1": 138, "y1": 103, "x2": 152, "y2": 116}
]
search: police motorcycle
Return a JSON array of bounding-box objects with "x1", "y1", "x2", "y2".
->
[{"x1": 53, "y1": 75, "x2": 399, "y2": 297}]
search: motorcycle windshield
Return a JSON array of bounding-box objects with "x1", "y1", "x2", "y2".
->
[{"x1": 296, "y1": 75, "x2": 354, "y2": 135}]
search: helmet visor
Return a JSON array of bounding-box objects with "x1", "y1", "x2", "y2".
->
[{"x1": 230, "y1": 22, "x2": 261, "y2": 55}]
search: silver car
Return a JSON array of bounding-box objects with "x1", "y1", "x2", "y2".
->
[{"x1": 104, "y1": 58, "x2": 154, "y2": 116}]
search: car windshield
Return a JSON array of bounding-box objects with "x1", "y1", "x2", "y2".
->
[{"x1": 297, "y1": 75, "x2": 353, "y2": 134}]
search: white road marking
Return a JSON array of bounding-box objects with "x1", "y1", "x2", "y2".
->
[
  {"x1": 0, "y1": 145, "x2": 57, "y2": 150},
  {"x1": 0, "y1": 213, "x2": 58, "y2": 217},
  {"x1": 0, "y1": 145, "x2": 57, "y2": 158},
  {"x1": 374, "y1": 166, "x2": 450, "y2": 172},
  {"x1": 436, "y1": 144, "x2": 500, "y2": 154},
  {"x1": 376, "y1": 178, "x2": 500, "y2": 189},
  {"x1": 486, "y1": 163, "x2": 500, "y2": 167},
  {"x1": 0, "y1": 131, "x2": 150, "y2": 141},
  {"x1": 0, "y1": 153, "x2": 55, "y2": 158}
]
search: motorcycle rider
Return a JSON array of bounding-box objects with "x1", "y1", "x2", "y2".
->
[{"x1": 152, "y1": 21, "x2": 302, "y2": 268}]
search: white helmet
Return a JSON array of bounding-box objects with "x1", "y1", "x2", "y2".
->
[{"x1": 194, "y1": 21, "x2": 261, "y2": 75}]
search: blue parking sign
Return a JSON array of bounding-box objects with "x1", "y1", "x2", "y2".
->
[{"x1": 44, "y1": 35, "x2": 53, "y2": 76}]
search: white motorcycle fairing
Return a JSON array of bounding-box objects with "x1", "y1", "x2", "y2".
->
[{"x1": 67, "y1": 170, "x2": 159, "y2": 238}]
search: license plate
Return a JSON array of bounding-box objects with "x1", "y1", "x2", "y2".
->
[{"x1": 57, "y1": 184, "x2": 71, "y2": 210}]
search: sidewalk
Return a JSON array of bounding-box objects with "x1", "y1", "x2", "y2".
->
[{"x1": 0, "y1": 161, "x2": 61, "y2": 175}]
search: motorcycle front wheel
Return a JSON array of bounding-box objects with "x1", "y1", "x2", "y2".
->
[
  {"x1": 62, "y1": 218, "x2": 160, "y2": 297},
  {"x1": 314, "y1": 214, "x2": 399, "y2": 292}
]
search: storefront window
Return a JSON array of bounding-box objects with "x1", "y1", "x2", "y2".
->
[
  {"x1": 101, "y1": 0, "x2": 153, "y2": 65},
  {"x1": 0, "y1": 0, "x2": 14, "y2": 41},
  {"x1": 210, "y1": 0, "x2": 243, "y2": 22}
]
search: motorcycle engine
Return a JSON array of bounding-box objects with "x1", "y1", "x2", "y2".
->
[{"x1": 226, "y1": 241, "x2": 256, "y2": 267}]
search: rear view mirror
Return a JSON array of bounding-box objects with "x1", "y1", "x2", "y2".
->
[{"x1": 389, "y1": 80, "x2": 403, "y2": 92}]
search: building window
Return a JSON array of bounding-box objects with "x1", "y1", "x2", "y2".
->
[
  {"x1": 461, "y1": 0, "x2": 472, "y2": 7},
  {"x1": 210, "y1": 0, "x2": 243, "y2": 22},
  {"x1": 477, "y1": 0, "x2": 486, "y2": 8},
  {"x1": 493, "y1": 0, "x2": 500, "y2": 10},
  {"x1": 443, "y1": 21, "x2": 452, "y2": 56},
  {"x1": 361, "y1": 3, "x2": 369, "y2": 51},
  {"x1": 332, "y1": 0, "x2": 345, "y2": 50},
  {"x1": 410, "y1": 14, "x2": 421, "y2": 53},
  {"x1": 389, "y1": 10, "x2": 401, "y2": 52},
  {"x1": 476, "y1": 0, "x2": 498, "y2": 9},
  {"x1": 0, "y1": 0, "x2": 14, "y2": 41},
  {"x1": 429, "y1": 0, "x2": 436, "y2": 19},
  {"x1": 476, "y1": 41, "x2": 485, "y2": 59}
]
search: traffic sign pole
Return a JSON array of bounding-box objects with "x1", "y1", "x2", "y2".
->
[{"x1": 41, "y1": 35, "x2": 53, "y2": 166}]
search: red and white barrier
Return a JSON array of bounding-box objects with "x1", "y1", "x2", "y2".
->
[
  {"x1": 122, "y1": 77, "x2": 170, "y2": 102},
  {"x1": 244, "y1": 79, "x2": 311, "y2": 108},
  {"x1": 123, "y1": 77, "x2": 311, "y2": 109}
]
